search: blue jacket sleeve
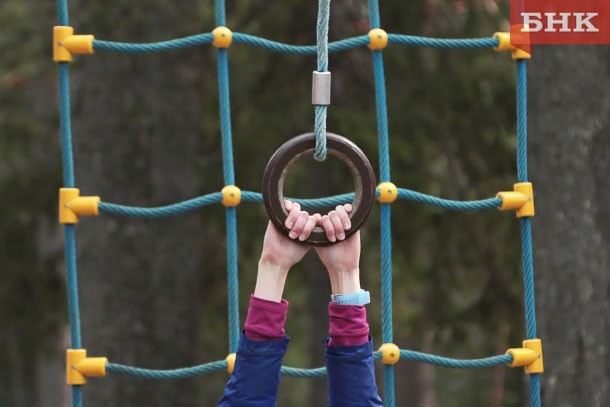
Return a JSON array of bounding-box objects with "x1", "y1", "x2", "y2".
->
[
  {"x1": 218, "y1": 333, "x2": 289, "y2": 407},
  {"x1": 324, "y1": 338, "x2": 384, "y2": 407}
]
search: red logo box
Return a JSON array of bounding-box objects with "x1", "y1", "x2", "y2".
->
[{"x1": 511, "y1": 0, "x2": 610, "y2": 50}]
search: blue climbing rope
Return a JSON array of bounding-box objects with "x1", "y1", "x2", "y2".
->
[
  {"x1": 234, "y1": 33, "x2": 369, "y2": 55},
  {"x1": 516, "y1": 59, "x2": 541, "y2": 407},
  {"x1": 58, "y1": 64, "x2": 74, "y2": 187},
  {"x1": 57, "y1": 1, "x2": 83, "y2": 406},
  {"x1": 215, "y1": 0, "x2": 226, "y2": 27},
  {"x1": 388, "y1": 34, "x2": 499, "y2": 49},
  {"x1": 93, "y1": 33, "x2": 498, "y2": 54},
  {"x1": 98, "y1": 193, "x2": 223, "y2": 217},
  {"x1": 516, "y1": 61, "x2": 528, "y2": 184},
  {"x1": 316, "y1": 0, "x2": 331, "y2": 78},
  {"x1": 105, "y1": 347, "x2": 513, "y2": 381},
  {"x1": 397, "y1": 189, "x2": 501, "y2": 211},
  {"x1": 93, "y1": 34, "x2": 214, "y2": 53},
  {"x1": 314, "y1": 0, "x2": 331, "y2": 161},
  {"x1": 398, "y1": 350, "x2": 513, "y2": 369},
  {"x1": 107, "y1": 361, "x2": 228, "y2": 379},
  {"x1": 281, "y1": 366, "x2": 328, "y2": 378},
  {"x1": 65, "y1": 225, "x2": 82, "y2": 407},
  {"x1": 59, "y1": 61, "x2": 80, "y2": 351},
  {"x1": 314, "y1": 106, "x2": 327, "y2": 161},
  {"x1": 214, "y1": 0, "x2": 240, "y2": 354},
  {"x1": 97, "y1": 189, "x2": 500, "y2": 218},
  {"x1": 368, "y1": 0, "x2": 396, "y2": 404}
]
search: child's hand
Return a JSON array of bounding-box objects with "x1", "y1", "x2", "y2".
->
[
  {"x1": 256, "y1": 201, "x2": 318, "y2": 302},
  {"x1": 283, "y1": 201, "x2": 320, "y2": 242},
  {"x1": 315, "y1": 205, "x2": 361, "y2": 296},
  {"x1": 317, "y1": 203, "x2": 352, "y2": 243},
  {"x1": 260, "y1": 200, "x2": 318, "y2": 267}
]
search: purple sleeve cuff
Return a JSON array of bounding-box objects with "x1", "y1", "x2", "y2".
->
[
  {"x1": 328, "y1": 301, "x2": 370, "y2": 347},
  {"x1": 244, "y1": 295, "x2": 289, "y2": 341}
]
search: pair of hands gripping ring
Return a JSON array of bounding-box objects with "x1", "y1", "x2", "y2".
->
[{"x1": 262, "y1": 133, "x2": 376, "y2": 246}]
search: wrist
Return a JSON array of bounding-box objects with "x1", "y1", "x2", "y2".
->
[
  {"x1": 329, "y1": 267, "x2": 361, "y2": 296},
  {"x1": 254, "y1": 259, "x2": 290, "y2": 302}
]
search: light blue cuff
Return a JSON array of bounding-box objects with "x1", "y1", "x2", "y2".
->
[{"x1": 330, "y1": 289, "x2": 371, "y2": 306}]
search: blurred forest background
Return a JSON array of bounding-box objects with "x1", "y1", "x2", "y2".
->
[{"x1": 0, "y1": 0, "x2": 608, "y2": 406}]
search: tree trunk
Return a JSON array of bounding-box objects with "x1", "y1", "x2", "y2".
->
[
  {"x1": 529, "y1": 45, "x2": 610, "y2": 407},
  {"x1": 71, "y1": 3, "x2": 203, "y2": 405}
]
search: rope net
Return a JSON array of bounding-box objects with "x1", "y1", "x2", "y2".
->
[{"x1": 56, "y1": 0, "x2": 541, "y2": 406}]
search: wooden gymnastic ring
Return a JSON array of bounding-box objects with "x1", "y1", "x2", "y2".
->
[{"x1": 262, "y1": 133, "x2": 376, "y2": 246}]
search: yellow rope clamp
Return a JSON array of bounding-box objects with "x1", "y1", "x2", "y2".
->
[
  {"x1": 221, "y1": 185, "x2": 241, "y2": 207},
  {"x1": 53, "y1": 26, "x2": 95, "y2": 62},
  {"x1": 493, "y1": 32, "x2": 531, "y2": 60},
  {"x1": 368, "y1": 29, "x2": 388, "y2": 50},
  {"x1": 59, "y1": 188, "x2": 101, "y2": 224},
  {"x1": 496, "y1": 182, "x2": 535, "y2": 218},
  {"x1": 378, "y1": 343, "x2": 400, "y2": 365},
  {"x1": 213, "y1": 26, "x2": 233, "y2": 48},
  {"x1": 225, "y1": 353, "x2": 237, "y2": 374},
  {"x1": 506, "y1": 339, "x2": 544, "y2": 374},
  {"x1": 377, "y1": 182, "x2": 398, "y2": 204},
  {"x1": 66, "y1": 349, "x2": 108, "y2": 385}
]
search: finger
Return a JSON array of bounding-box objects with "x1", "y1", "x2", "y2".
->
[
  {"x1": 285, "y1": 202, "x2": 301, "y2": 228},
  {"x1": 284, "y1": 200, "x2": 293, "y2": 211},
  {"x1": 299, "y1": 216, "x2": 318, "y2": 241},
  {"x1": 289, "y1": 212, "x2": 309, "y2": 239},
  {"x1": 320, "y1": 215, "x2": 336, "y2": 242},
  {"x1": 335, "y1": 205, "x2": 351, "y2": 230},
  {"x1": 313, "y1": 213, "x2": 322, "y2": 224},
  {"x1": 328, "y1": 210, "x2": 346, "y2": 240},
  {"x1": 344, "y1": 203, "x2": 353, "y2": 213}
]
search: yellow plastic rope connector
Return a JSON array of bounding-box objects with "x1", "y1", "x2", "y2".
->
[
  {"x1": 496, "y1": 191, "x2": 529, "y2": 211},
  {"x1": 506, "y1": 339, "x2": 544, "y2": 374},
  {"x1": 66, "y1": 349, "x2": 108, "y2": 385},
  {"x1": 377, "y1": 182, "x2": 398, "y2": 204},
  {"x1": 378, "y1": 343, "x2": 400, "y2": 365},
  {"x1": 54, "y1": 26, "x2": 95, "y2": 62},
  {"x1": 368, "y1": 29, "x2": 388, "y2": 50},
  {"x1": 221, "y1": 185, "x2": 241, "y2": 207},
  {"x1": 506, "y1": 347, "x2": 537, "y2": 367},
  {"x1": 496, "y1": 182, "x2": 535, "y2": 218},
  {"x1": 226, "y1": 353, "x2": 237, "y2": 374},
  {"x1": 59, "y1": 188, "x2": 101, "y2": 224},
  {"x1": 213, "y1": 26, "x2": 233, "y2": 48},
  {"x1": 493, "y1": 32, "x2": 531, "y2": 60}
]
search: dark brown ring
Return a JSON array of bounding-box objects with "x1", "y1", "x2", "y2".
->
[{"x1": 262, "y1": 133, "x2": 376, "y2": 246}]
